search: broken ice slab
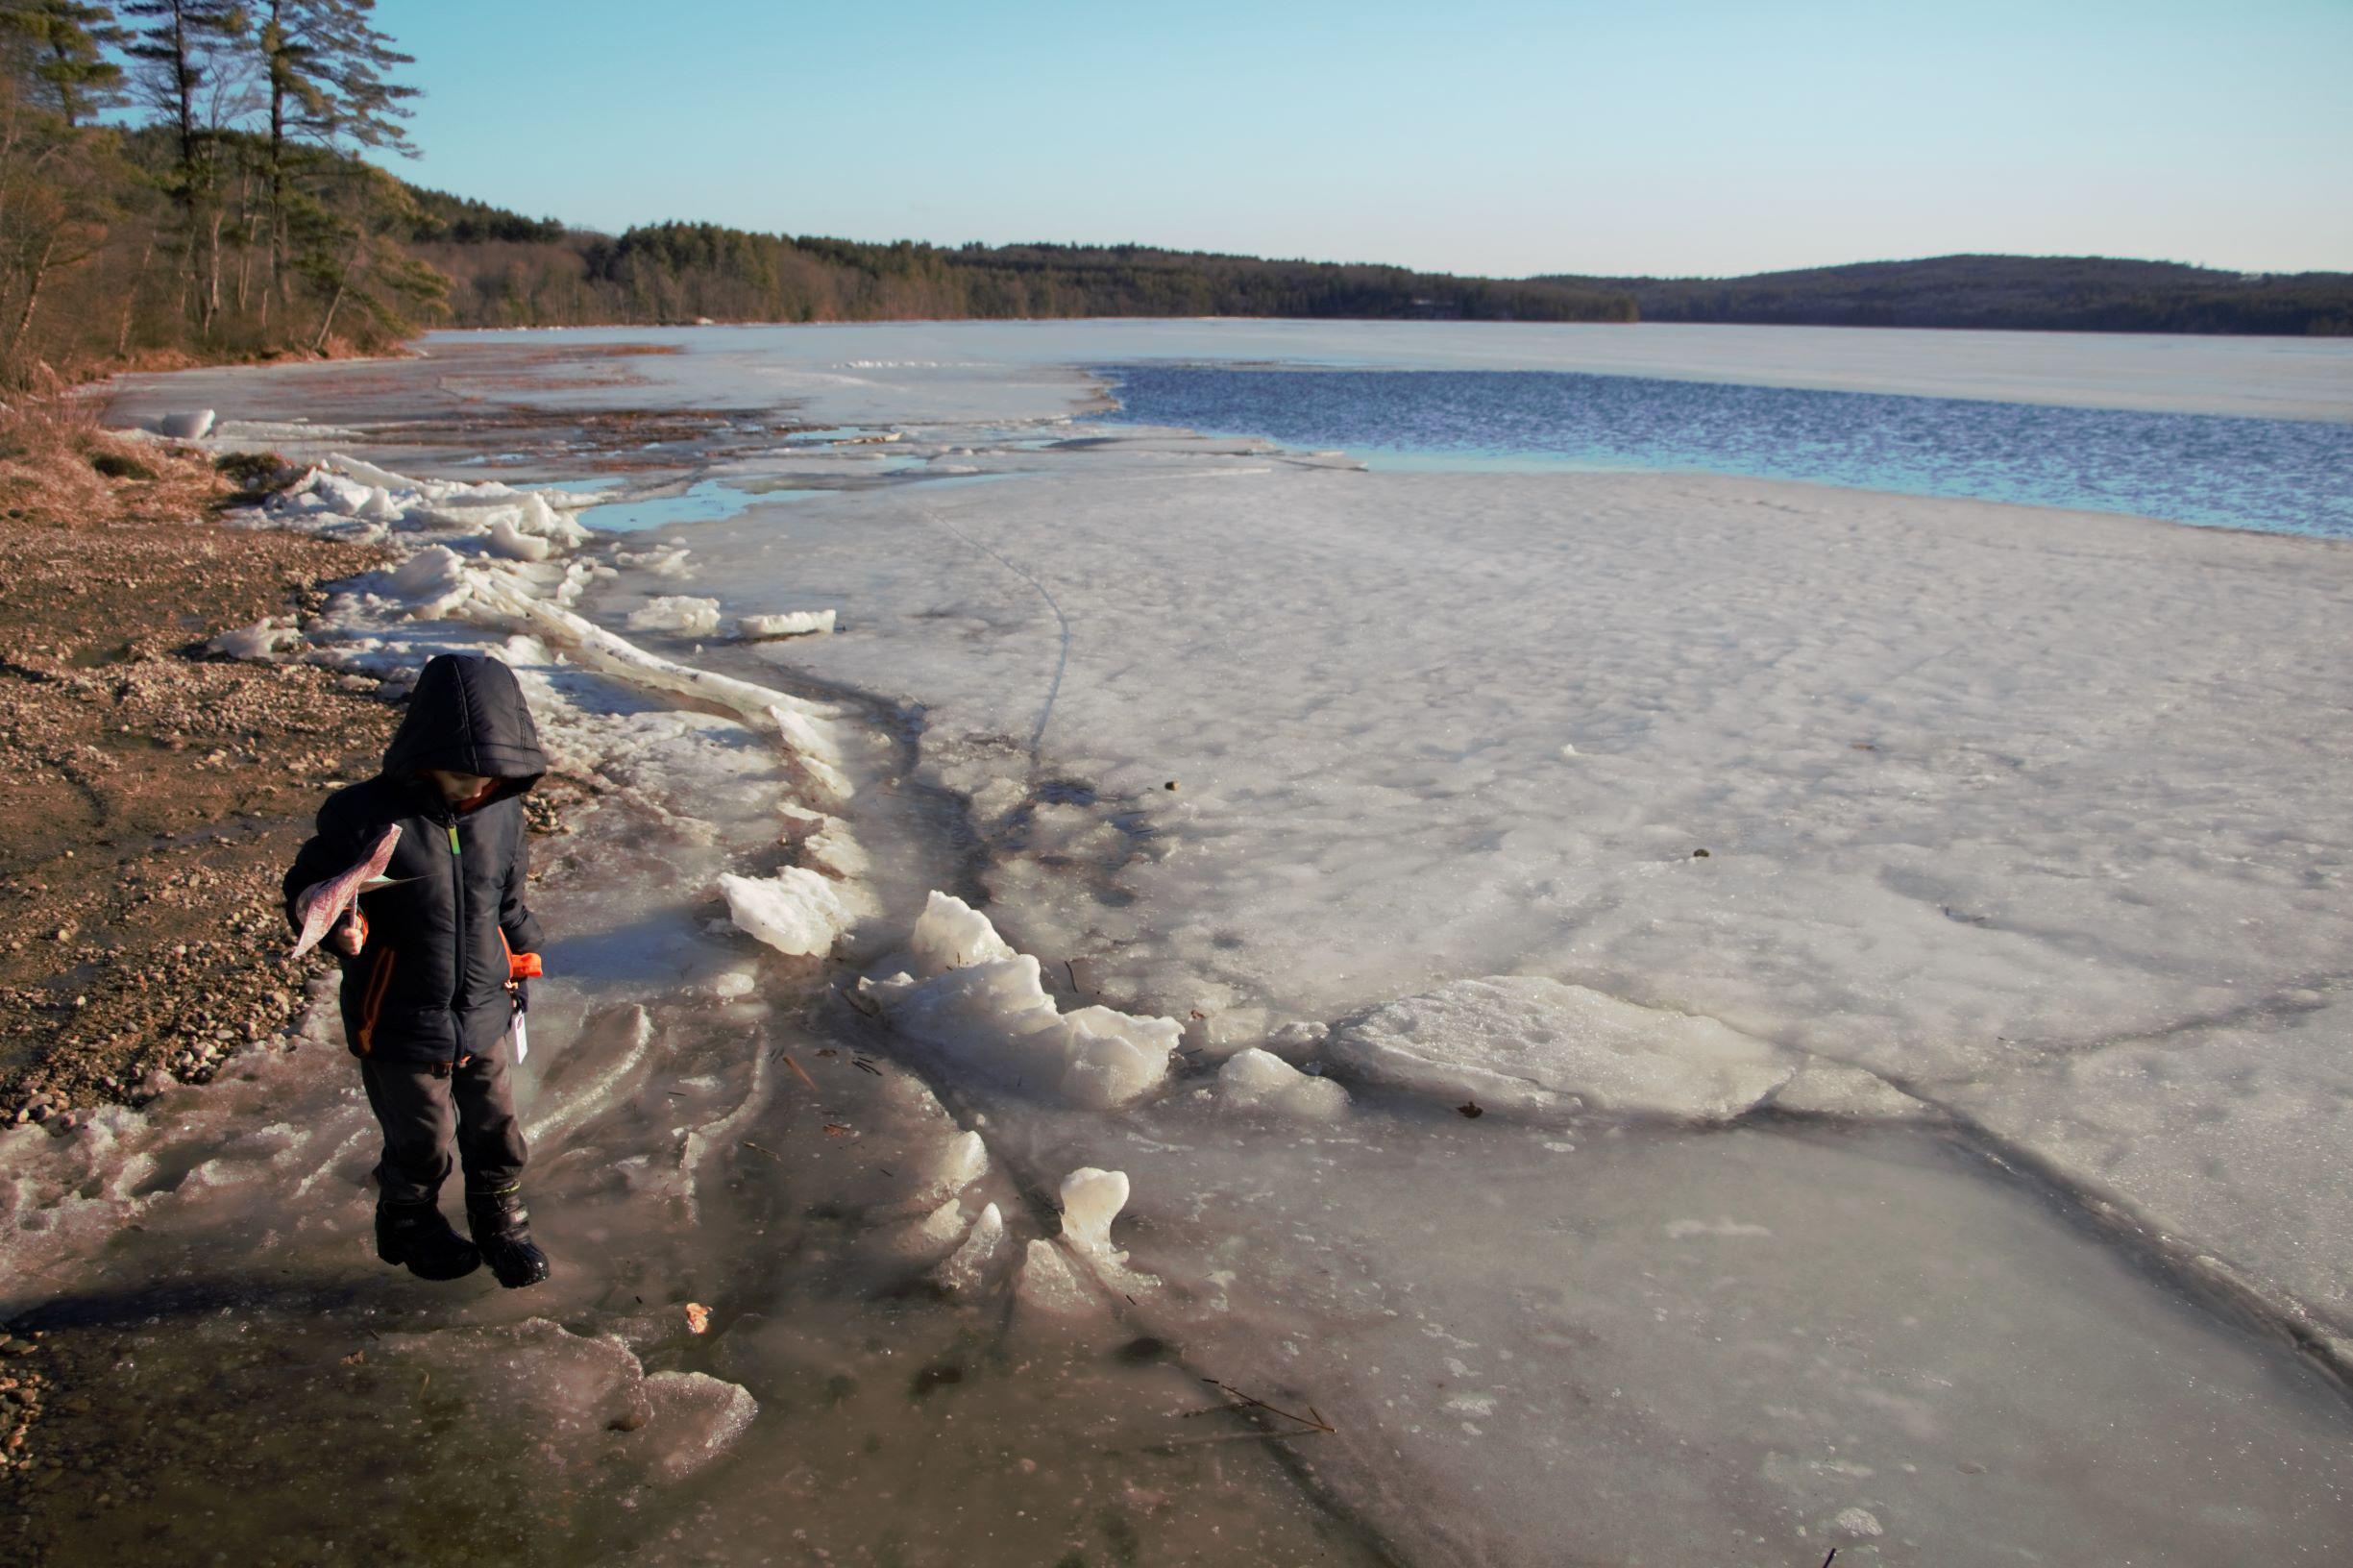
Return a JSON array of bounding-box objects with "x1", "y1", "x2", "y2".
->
[{"x1": 1329, "y1": 975, "x2": 1797, "y2": 1123}]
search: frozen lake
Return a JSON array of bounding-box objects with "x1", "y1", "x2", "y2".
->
[
  {"x1": 43, "y1": 319, "x2": 2353, "y2": 1565},
  {"x1": 1094, "y1": 363, "x2": 2353, "y2": 537}
]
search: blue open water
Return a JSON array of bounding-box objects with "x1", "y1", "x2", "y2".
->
[{"x1": 1092, "y1": 364, "x2": 2352, "y2": 540}]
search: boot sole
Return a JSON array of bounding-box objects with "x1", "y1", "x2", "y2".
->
[
  {"x1": 378, "y1": 1238, "x2": 482, "y2": 1281},
  {"x1": 406, "y1": 1249, "x2": 483, "y2": 1282}
]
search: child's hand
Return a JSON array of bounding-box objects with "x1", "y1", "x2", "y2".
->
[{"x1": 331, "y1": 910, "x2": 367, "y2": 958}]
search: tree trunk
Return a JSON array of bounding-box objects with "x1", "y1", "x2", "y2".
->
[
  {"x1": 309, "y1": 276, "x2": 346, "y2": 355},
  {"x1": 203, "y1": 207, "x2": 225, "y2": 338},
  {"x1": 268, "y1": 28, "x2": 288, "y2": 313},
  {"x1": 311, "y1": 234, "x2": 365, "y2": 356},
  {"x1": 5, "y1": 234, "x2": 59, "y2": 371},
  {"x1": 115, "y1": 234, "x2": 156, "y2": 357}
]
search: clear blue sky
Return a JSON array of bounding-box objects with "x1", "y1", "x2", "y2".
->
[{"x1": 377, "y1": 0, "x2": 2350, "y2": 278}]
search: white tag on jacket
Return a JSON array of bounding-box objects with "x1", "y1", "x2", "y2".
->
[{"x1": 512, "y1": 1012, "x2": 529, "y2": 1063}]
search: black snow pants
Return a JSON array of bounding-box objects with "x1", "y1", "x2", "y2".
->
[{"x1": 359, "y1": 1050, "x2": 528, "y2": 1207}]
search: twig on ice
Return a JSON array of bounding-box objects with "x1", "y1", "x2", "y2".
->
[{"x1": 1187, "y1": 1378, "x2": 1338, "y2": 1434}]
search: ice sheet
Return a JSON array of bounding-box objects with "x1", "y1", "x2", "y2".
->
[
  {"x1": 440, "y1": 320, "x2": 2353, "y2": 425},
  {"x1": 682, "y1": 422, "x2": 2353, "y2": 1351}
]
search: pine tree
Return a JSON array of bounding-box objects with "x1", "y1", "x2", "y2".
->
[
  {"x1": 121, "y1": 0, "x2": 251, "y2": 333},
  {"x1": 257, "y1": 0, "x2": 413, "y2": 320},
  {"x1": 0, "y1": 1, "x2": 129, "y2": 126}
]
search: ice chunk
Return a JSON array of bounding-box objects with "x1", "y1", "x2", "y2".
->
[
  {"x1": 1016, "y1": 1237, "x2": 1098, "y2": 1317},
  {"x1": 919, "y1": 1129, "x2": 989, "y2": 1200},
  {"x1": 512, "y1": 488, "x2": 591, "y2": 548},
  {"x1": 908, "y1": 890, "x2": 1017, "y2": 974},
  {"x1": 769, "y1": 704, "x2": 850, "y2": 805},
  {"x1": 1217, "y1": 1047, "x2": 1350, "y2": 1120},
  {"x1": 384, "y1": 545, "x2": 475, "y2": 619},
  {"x1": 1057, "y1": 1167, "x2": 1130, "y2": 1262},
  {"x1": 487, "y1": 514, "x2": 552, "y2": 561},
  {"x1": 1330, "y1": 976, "x2": 1797, "y2": 1122},
  {"x1": 208, "y1": 616, "x2": 304, "y2": 660},
  {"x1": 776, "y1": 801, "x2": 831, "y2": 842},
  {"x1": 1181, "y1": 1006, "x2": 1273, "y2": 1061},
  {"x1": 888, "y1": 1197, "x2": 974, "y2": 1260},
  {"x1": 157, "y1": 409, "x2": 214, "y2": 439},
  {"x1": 613, "y1": 543, "x2": 693, "y2": 576},
  {"x1": 627, "y1": 596, "x2": 723, "y2": 635},
  {"x1": 932, "y1": 1200, "x2": 1004, "y2": 1295},
  {"x1": 637, "y1": 1371, "x2": 759, "y2": 1482},
  {"x1": 860, "y1": 949, "x2": 1175, "y2": 1110},
  {"x1": 469, "y1": 575, "x2": 836, "y2": 733},
  {"x1": 736, "y1": 609, "x2": 836, "y2": 639},
  {"x1": 1267, "y1": 1019, "x2": 1331, "y2": 1055},
  {"x1": 800, "y1": 821, "x2": 868, "y2": 879},
  {"x1": 720, "y1": 869, "x2": 857, "y2": 957},
  {"x1": 1773, "y1": 1061, "x2": 1929, "y2": 1118}
]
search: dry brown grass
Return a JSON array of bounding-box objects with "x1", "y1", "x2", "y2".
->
[{"x1": 0, "y1": 389, "x2": 226, "y2": 532}]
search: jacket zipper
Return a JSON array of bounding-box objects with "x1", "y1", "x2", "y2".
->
[{"x1": 445, "y1": 813, "x2": 464, "y2": 1063}]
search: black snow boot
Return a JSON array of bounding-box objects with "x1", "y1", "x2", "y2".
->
[
  {"x1": 466, "y1": 1187, "x2": 551, "y2": 1289},
  {"x1": 375, "y1": 1198, "x2": 481, "y2": 1281}
]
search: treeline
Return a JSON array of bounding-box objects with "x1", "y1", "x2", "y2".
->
[
  {"x1": 0, "y1": 0, "x2": 440, "y2": 388},
  {"x1": 1552, "y1": 255, "x2": 2353, "y2": 336},
  {"x1": 418, "y1": 225, "x2": 1639, "y2": 330}
]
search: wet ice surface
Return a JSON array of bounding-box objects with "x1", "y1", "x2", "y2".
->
[
  {"x1": 2, "y1": 639, "x2": 1371, "y2": 1566},
  {"x1": 993, "y1": 1094, "x2": 2353, "y2": 1565},
  {"x1": 46, "y1": 322, "x2": 2353, "y2": 1564},
  {"x1": 1093, "y1": 364, "x2": 2353, "y2": 537}
]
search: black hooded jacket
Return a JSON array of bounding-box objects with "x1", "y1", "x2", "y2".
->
[{"x1": 284, "y1": 654, "x2": 547, "y2": 1065}]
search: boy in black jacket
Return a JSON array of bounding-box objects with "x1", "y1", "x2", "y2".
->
[{"x1": 285, "y1": 652, "x2": 552, "y2": 1287}]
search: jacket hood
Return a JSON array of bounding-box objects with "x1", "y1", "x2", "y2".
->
[{"x1": 383, "y1": 653, "x2": 547, "y2": 799}]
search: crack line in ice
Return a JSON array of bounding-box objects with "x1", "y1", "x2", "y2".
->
[{"x1": 909, "y1": 500, "x2": 1071, "y2": 768}]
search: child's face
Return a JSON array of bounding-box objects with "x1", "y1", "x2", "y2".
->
[{"x1": 424, "y1": 769, "x2": 493, "y2": 804}]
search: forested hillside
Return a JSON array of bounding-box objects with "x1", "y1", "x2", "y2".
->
[
  {"x1": 413, "y1": 222, "x2": 1637, "y2": 330},
  {"x1": 1556, "y1": 255, "x2": 2353, "y2": 335}
]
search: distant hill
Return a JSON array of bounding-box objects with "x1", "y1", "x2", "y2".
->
[
  {"x1": 411, "y1": 199, "x2": 2350, "y2": 334},
  {"x1": 404, "y1": 206, "x2": 1637, "y2": 330},
  {"x1": 1544, "y1": 255, "x2": 2353, "y2": 335}
]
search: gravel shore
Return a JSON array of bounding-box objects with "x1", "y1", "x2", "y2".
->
[{"x1": 0, "y1": 432, "x2": 394, "y2": 1127}]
